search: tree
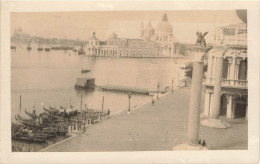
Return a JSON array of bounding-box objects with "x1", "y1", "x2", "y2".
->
[{"x1": 181, "y1": 63, "x2": 208, "y2": 79}]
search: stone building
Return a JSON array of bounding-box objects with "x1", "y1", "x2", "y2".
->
[
  {"x1": 140, "y1": 12, "x2": 175, "y2": 56},
  {"x1": 85, "y1": 32, "x2": 160, "y2": 57},
  {"x1": 85, "y1": 12, "x2": 184, "y2": 57},
  {"x1": 203, "y1": 18, "x2": 247, "y2": 120}
]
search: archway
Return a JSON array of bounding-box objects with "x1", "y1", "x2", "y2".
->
[{"x1": 233, "y1": 96, "x2": 247, "y2": 118}]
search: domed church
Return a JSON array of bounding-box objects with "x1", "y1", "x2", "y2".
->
[{"x1": 140, "y1": 12, "x2": 175, "y2": 55}]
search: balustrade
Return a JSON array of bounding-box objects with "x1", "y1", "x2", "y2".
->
[{"x1": 204, "y1": 78, "x2": 247, "y2": 87}]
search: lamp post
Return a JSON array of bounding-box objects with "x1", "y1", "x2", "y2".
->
[
  {"x1": 83, "y1": 104, "x2": 87, "y2": 132},
  {"x1": 157, "y1": 82, "x2": 160, "y2": 100},
  {"x1": 128, "y1": 92, "x2": 132, "y2": 114},
  {"x1": 171, "y1": 78, "x2": 174, "y2": 92}
]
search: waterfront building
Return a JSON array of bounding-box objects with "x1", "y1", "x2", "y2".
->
[
  {"x1": 86, "y1": 32, "x2": 160, "y2": 57},
  {"x1": 86, "y1": 12, "x2": 188, "y2": 57},
  {"x1": 203, "y1": 19, "x2": 247, "y2": 120}
]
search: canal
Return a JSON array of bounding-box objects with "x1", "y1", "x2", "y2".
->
[{"x1": 11, "y1": 44, "x2": 188, "y2": 121}]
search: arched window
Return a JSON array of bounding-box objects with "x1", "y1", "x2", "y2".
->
[
  {"x1": 222, "y1": 59, "x2": 229, "y2": 79},
  {"x1": 238, "y1": 59, "x2": 247, "y2": 80}
]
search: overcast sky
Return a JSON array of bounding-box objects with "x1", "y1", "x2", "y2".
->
[{"x1": 11, "y1": 10, "x2": 243, "y2": 44}]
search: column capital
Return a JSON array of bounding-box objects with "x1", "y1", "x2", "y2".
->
[{"x1": 191, "y1": 46, "x2": 213, "y2": 62}]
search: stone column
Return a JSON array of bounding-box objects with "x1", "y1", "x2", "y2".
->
[
  {"x1": 212, "y1": 56, "x2": 216, "y2": 80},
  {"x1": 209, "y1": 93, "x2": 214, "y2": 116},
  {"x1": 203, "y1": 92, "x2": 210, "y2": 117},
  {"x1": 206, "y1": 54, "x2": 213, "y2": 83},
  {"x1": 226, "y1": 95, "x2": 233, "y2": 119},
  {"x1": 230, "y1": 57, "x2": 236, "y2": 85},
  {"x1": 211, "y1": 55, "x2": 224, "y2": 119},
  {"x1": 187, "y1": 52, "x2": 204, "y2": 145}
]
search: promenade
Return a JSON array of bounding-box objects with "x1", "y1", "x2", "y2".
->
[{"x1": 42, "y1": 87, "x2": 247, "y2": 152}]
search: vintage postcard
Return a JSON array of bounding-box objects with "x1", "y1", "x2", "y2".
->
[{"x1": 0, "y1": 1, "x2": 259, "y2": 164}]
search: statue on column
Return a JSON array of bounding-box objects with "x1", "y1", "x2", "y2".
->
[{"x1": 195, "y1": 31, "x2": 208, "y2": 47}]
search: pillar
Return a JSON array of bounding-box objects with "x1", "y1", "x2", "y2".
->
[
  {"x1": 209, "y1": 93, "x2": 214, "y2": 116},
  {"x1": 203, "y1": 92, "x2": 210, "y2": 117},
  {"x1": 187, "y1": 58, "x2": 204, "y2": 145},
  {"x1": 212, "y1": 56, "x2": 216, "y2": 80},
  {"x1": 226, "y1": 95, "x2": 233, "y2": 119},
  {"x1": 230, "y1": 57, "x2": 236, "y2": 85},
  {"x1": 211, "y1": 56, "x2": 224, "y2": 119},
  {"x1": 206, "y1": 54, "x2": 213, "y2": 82}
]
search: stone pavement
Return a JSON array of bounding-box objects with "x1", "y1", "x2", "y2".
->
[{"x1": 42, "y1": 87, "x2": 248, "y2": 152}]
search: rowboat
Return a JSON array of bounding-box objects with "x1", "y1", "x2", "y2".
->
[{"x1": 81, "y1": 69, "x2": 91, "y2": 73}]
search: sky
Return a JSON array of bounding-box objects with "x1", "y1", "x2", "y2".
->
[{"x1": 11, "y1": 10, "x2": 243, "y2": 44}]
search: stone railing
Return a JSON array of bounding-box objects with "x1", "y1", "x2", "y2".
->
[{"x1": 204, "y1": 78, "x2": 247, "y2": 88}]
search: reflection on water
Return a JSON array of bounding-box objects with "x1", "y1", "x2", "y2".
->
[{"x1": 11, "y1": 45, "x2": 187, "y2": 121}]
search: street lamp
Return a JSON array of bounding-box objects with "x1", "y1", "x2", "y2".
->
[
  {"x1": 171, "y1": 78, "x2": 174, "y2": 92},
  {"x1": 157, "y1": 82, "x2": 160, "y2": 100},
  {"x1": 83, "y1": 104, "x2": 87, "y2": 132},
  {"x1": 128, "y1": 92, "x2": 132, "y2": 114}
]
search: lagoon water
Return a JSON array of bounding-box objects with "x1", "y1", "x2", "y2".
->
[{"x1": 11, "y1": 45, "x2": 187, "y2": 121}]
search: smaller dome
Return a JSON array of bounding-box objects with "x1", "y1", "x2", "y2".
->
[
  {"x1": 89, "y1": 32, "x2": 98, "y2": 40},
  {"x1": 109, "y1": 32, "x2": 117, "y2": 38},
  {"x1": 144, "y1": 21, "x2": 155, "y2": 38}
]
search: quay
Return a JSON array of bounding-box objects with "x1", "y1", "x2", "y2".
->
[
  {"x1": 75, "y1": 77, "x2": 170, "y2": 95},
  {"x1": 41, "y1": 87, "x2": 247, "y2": 152},
  {"x1": 96, "y1": 85, "x2": 168, "y2": 95}
]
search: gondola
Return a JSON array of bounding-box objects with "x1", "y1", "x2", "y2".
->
[{"x1": 25, "y1": 109, "x2": 38, "y2": 119}]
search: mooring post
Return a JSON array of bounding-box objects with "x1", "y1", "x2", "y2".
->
[{"x1": 19, "y1": 95, "x2": 22, "y2": 115}]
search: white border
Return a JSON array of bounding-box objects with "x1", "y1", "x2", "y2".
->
[{"x1": 1, "y1": 1, "x2": 259, "y2": 164}]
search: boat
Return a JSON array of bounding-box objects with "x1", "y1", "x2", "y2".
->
[
  {"x1": 37, "y1": 39, "x2": 43, "y2": 51},
  {"x1": 25, "y1": 109, "x2": 38, "y2": 120},
  {"x1": 81, "y1": 68, "x2": 91, "y2": 73},
  {"x1": 60, "y1": 105, "x2": 66, "y2": 110},
  {"x1": 78, "y1": 43, "x2": 85, "y2": 55},
  {"x1": 74, "y1": 77, "x2": 96, "y2": 89},
  {"x1": 45, "y1": 41, "x2": 51, "y2": 52},
  {"x1": 11, "y1": 45, "x2": 16, "y2": 50},
  {"x1": 27, "y1": 41, "x2": 32, "y2": 51}
]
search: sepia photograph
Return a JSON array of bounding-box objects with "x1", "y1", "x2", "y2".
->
[{"x1": 1, "y1": 1, "x2": 259, "y2": 164}]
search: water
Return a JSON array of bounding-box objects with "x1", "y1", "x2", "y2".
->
[{"x1": 11, "y1": 44, "x2": 187, "y2": 121}]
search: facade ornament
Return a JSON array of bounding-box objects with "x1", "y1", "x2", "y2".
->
[{"x1": 235, "y1": 57, "x2": 243, "y2": 65}]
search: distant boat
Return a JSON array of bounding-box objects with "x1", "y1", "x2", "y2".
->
[
  {"x1": 81, "y1": 68, "x2": 91, "y2": 73},
  {"x1": 45, "y1": 41, "x2": 51, "y2": 52},
  {"x1": 73, "y1": 42, "x2": 77, "y2": 52},
  {"x1": 78, "y1": 43, "x2": 85, "y2": 55},
  {"x1": 11, "y1": 45, "x2": 16, "y2": 51},
  {"x1": 37, "y1": 39, "x2": 43, "y2": 51},
  {"x1": 27, "y1": 42, "x2": 32, "y2": 51}
]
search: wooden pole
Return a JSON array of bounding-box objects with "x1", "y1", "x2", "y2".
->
[
  {"x1": 80, "y1": 95, "x2": 82, "y2": 110},
  {"x1": 19, "y1": 95, "x2": 21, "y2": 115}
]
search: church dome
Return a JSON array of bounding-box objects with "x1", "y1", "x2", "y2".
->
[
  {"x1": 144, "y1": 21, "x2": 155, "y2": 38},
  {"x1": 156, "y1": 12, "x2": 173, "y2": 34},
  {"x1": 89, "y1": 32, "x2": 98, "y2": 40}
]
